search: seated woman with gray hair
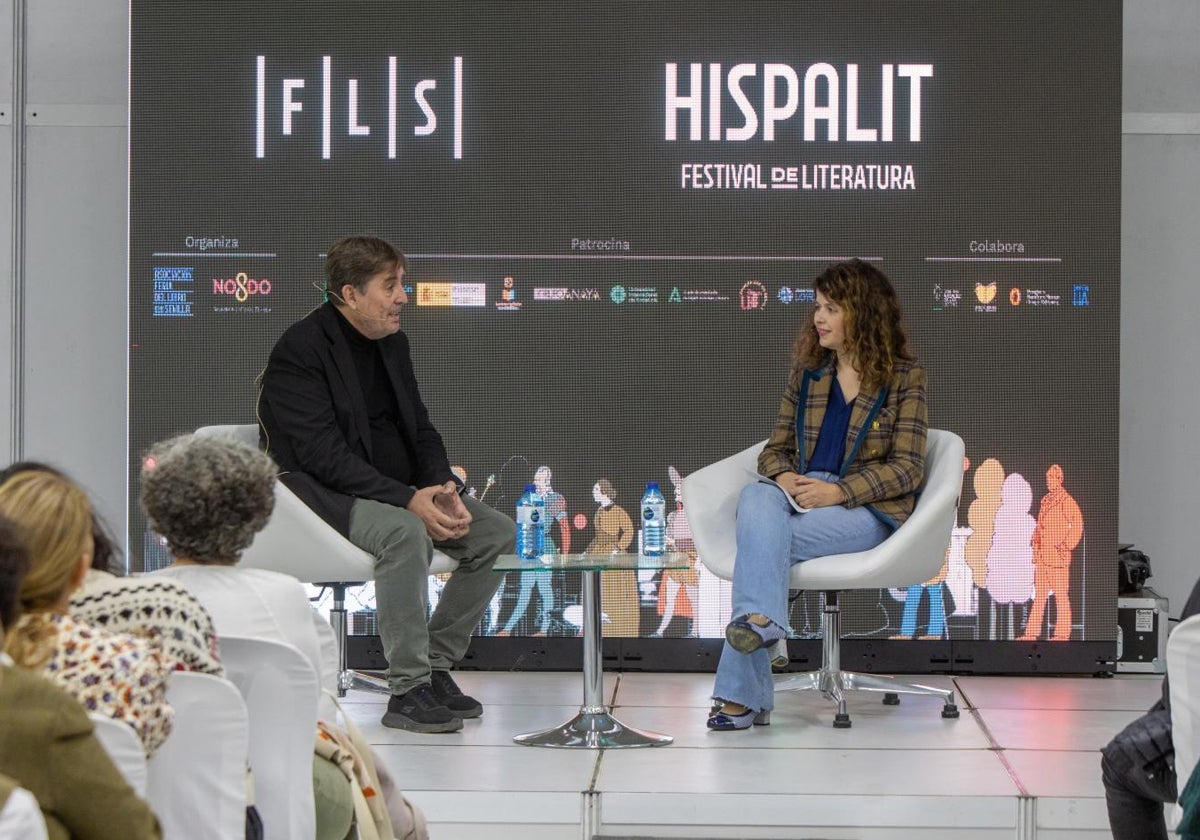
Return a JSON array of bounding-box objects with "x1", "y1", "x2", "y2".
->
[{"x1": 144, "y1": 433, "x2": 423, "y2": 840}]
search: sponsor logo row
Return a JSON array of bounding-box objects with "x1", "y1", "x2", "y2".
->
[
  {"x1": 151, "y1": 267, "x2": 821, "y2": 317},
  {"x1": 933, "y1": 282, "x2": 1092, "y2": 312},
  {"x1": 150, "y1": 266, "x2": 1093, "y2": 320}
]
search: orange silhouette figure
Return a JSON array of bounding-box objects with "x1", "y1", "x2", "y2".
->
[{"x1": 1019, "y1": 465, "x2": 1084, "y2": 641}]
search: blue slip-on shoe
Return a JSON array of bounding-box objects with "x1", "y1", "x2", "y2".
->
[
  {"x1": 707, "y1": 706, "x2": 771, "y2": 731},
  {"x1": 725, "y1": 613, "x2": 789, "y2": 654}
]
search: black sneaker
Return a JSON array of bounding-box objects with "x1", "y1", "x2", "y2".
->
[
  {"x1": 430, "y1": 670, "x2": 483, "y2": 719},
  {"x1": 382, "y1": 684, "x2": 463, "y2": 733}
]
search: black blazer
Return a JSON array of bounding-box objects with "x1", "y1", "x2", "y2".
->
[{"x1": 257, "y1": 302, "x2": 457, "y2": 535}]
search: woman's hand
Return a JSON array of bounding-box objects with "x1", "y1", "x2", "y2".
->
[
  {"x1": 790, "y1": 475, "x2": 846, "y2": 509},
  {"x1": 772, "y1": 471, "x2": 804, "y2": 495}
]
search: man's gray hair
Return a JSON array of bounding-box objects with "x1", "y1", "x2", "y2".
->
[{"x1": 141, "y1": 433, "x2": 277, "y2": 565}]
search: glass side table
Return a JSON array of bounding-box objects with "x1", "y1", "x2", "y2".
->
[{"x1": 494, "y1": 551, "x2": 692, "y2": 748}]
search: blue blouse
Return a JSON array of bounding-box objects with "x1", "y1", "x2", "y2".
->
[{"x1": 807, "y1": 376, "x2": 854, "y2": 475}]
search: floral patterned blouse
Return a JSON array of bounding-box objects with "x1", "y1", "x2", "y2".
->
[
  {"x1": 34, "y1": 613, "x2": 174, "y2": 756},
  {"x1": 70, "y1": 569, "x2": 223, "y2": 676}
]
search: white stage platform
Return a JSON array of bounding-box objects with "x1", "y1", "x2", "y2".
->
[{"x1": 339, "y1": 670, "x2": 1164, "y2": 840}]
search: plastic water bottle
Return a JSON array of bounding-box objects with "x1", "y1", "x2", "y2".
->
[
  {"x1": 515, "y1": 483, "x2": 546, "y2": 560},
  {"x1": 641, "y1": 481, "x2": 667, "y2": 557}
]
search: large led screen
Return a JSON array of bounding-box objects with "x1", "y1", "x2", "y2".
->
[{"x1": 130, "y1": 1, "x2": 1121, "y2": 664}]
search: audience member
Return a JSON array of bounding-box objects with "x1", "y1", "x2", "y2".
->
[
  {"x1": 0, "y1": 463, "x2": 123, "y2": 576},
  {"x1": 1102, "y1": 575, "x2": 1200, "y2": 839},
  {"x1": 143, "y1": 433, "x2": 426, "y2": 840},
  {"x1": 0, "y1": 471, "x2": 173, "y2": 755},
  {"x1": 0, "y1": 512, "x2": 162, "y2": 840},
  {"x1": 0, "y1": 461, "x2": 222, "y2": 675}
]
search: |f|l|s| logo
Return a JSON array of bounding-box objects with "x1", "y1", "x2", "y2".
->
[{"x1": 254, "y1": 55, "x2": 464, "y2": 161}]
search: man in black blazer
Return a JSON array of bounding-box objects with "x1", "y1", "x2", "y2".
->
[{"x1": 258, "y1": 236, "x2": 514, "y2": 733}]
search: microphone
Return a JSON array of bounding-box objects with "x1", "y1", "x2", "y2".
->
[
  {"x1": 312, "y1": 281, "x2": 404, "y2": 322},
  {"x1": 479, "y1": 474, "x2": 497, "y2": 502}
]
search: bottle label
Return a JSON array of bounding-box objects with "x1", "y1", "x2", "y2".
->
[{"x1": 517, "y1": 506, "x2": 541, "y2": 526}]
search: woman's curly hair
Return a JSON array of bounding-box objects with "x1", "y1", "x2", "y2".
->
[
  {"x1": 793, "y1": 258, "x2": 915, "y2": 390},
  {"x1": 141, "y1": 434, "x2": 277, "y2": 565}
]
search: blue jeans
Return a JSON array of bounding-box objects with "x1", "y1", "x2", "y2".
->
[
  {"x1": 899, "y1": 583, "x2": 946, "y2": 637},
  {"x1": 712, "y1": 477, "x2": 891, "y2": 713},
  {"x1": 502, "y1": 570, "x2": 554, "y2": 633}
]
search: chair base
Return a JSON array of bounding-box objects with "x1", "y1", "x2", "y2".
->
[
  {"x1": 774, "y1": 668, "x2": 959, "y2": 727},
  {"x1": 323, "y1": 582, "x2": 385, "y2": 698},
  {"x1": 775, "y1": 591, "x2": 960, "y2": 727}
]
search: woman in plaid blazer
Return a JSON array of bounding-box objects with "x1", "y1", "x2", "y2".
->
[{"x1": 709, "y1": 259, "x2": 928, "y2": 731}]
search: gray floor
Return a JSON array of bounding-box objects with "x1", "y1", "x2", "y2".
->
[{"x1": 338, "y1": 671, "x2": 1166, "y2": 840}]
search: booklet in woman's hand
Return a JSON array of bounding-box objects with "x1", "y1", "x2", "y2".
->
[{"x1": 746, "y1": 470, "x2": 811, "y2": 513}]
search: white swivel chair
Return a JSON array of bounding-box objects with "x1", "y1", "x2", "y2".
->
[
  {"x1": 219, "y1": 635, "x2": 318, "y2": 840},
  {"x1": 1168, "y1": 614, "x2": 1200, "y2": 831},
  {"x1": 88, "y1": 714, "x2": 148, "y2": 797},
  {"x1": 194, "y1": 424, "x2": 459, "y2": 695},
  {"x1": 147, "y1": 671, "x2": 249, "y2": 840},
  {"x1": 683, "y1": 429, "x2": 965, "y2": 727}
]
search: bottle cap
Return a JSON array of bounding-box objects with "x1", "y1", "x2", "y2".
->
[
  {"x1": 524, "y1": 483, "x2": 536, "y2": 492},
  {"x1": 646, "y1": 481, "x2": 659, "y2": 491}
]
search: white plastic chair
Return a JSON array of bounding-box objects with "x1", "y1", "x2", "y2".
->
[
  {"x1": 0, "y1": 779, "x2": 49, "y2": 840},
  {"x1": 683, "y1": 429, "x2": 966, "y2": 727},
  {"x1": 1168, "y1": 613, "x2": 1200, "y2": 830},
  {"x1": 195, "y1": 424, "x2": 458, "y2": 695},
  {"x1": 219, "y1": 635, "x2": 318, "y2": 840},
  {"x1": 88, "y1": 714, "x2": 148, "y2": 797},
  {"x1": 147, "y1": 671, "x2": 249, "y2": 840}
]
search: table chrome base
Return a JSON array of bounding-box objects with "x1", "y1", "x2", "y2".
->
[
  {"x1": 497, "y1": 559, "x2": 685, "y2": 748},
  {"x1": 514, "y1": 708, "x2": 673, "y2": 748},
  {"x1": 338, "y1": 669, "x2": 390, "y2": 695}
]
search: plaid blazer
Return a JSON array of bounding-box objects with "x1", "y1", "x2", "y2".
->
[{"x1": 757, "y1": 359, "x2": 928, "y2": 529}]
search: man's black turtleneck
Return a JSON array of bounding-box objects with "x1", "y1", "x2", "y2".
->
[{"x1": 332, "y1": 304, "x2": 416, "y2": 485}]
